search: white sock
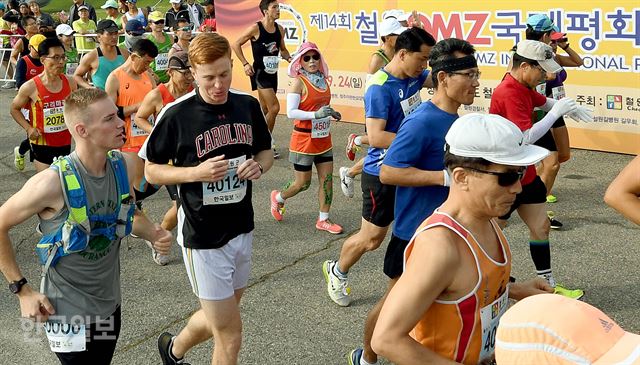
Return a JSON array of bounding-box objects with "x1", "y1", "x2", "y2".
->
[
  {"x1": 276, "y1": 192, "x2": 285, "y2": 204},
  {"x1": 319, "y1": 211, "x2": 329, "y2": 221},
  {"x1": 361, "y1": 356, "x2": 376, "y2": 365},
  {"x1": 354, "y1": 136, "x2": 362, "y2": 146}
]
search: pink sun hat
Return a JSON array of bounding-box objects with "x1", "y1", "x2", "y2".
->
[{"x1": 287, "y1": 42, "x2": 330, "y2": 78}]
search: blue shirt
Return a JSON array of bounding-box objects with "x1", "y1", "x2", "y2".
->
[
  {"x1": 383, "y1": 101, "x2": 458, "y2": 241},
  {"x1": 363, "y1": 68, "x2": 429, "y2": 176}
]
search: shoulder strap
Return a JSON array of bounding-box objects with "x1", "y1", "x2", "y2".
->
[
  {"x1": 97, "y1": 46, "x2": 104, "y2": 57},
  {"x1": 107, "y1": 150, "x2": 130, "y2": 203},
  {"x1": 54, "y1": 157, "x2": 91, "y2": 234}
]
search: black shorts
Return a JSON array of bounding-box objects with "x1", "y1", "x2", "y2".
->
[
  {"x1": 534, "y1": 130, "x2": 557, "y2": 152},
  {"x1": 383, "y1": 234, "x2": 410, "y2": 279},
  {"x1": 54, "y1": 306, "x2": 121, "y2": 365},
  {"x1": 552, "y1": 115, "x2": 566, "y2": 128},
  {"x1": 30, "y1": 144, "x2": 71, "y2": 165},
  {"x1": 166, "y1": 185, "x2": 178, "y2": 201},
  {"x1": 499, "y1": 176, "x2": 548, "y2": 220},
  {"x1": 250, "y1": 68, "x2": 278, "y2": 92},
  {"x1": 361, "y1": 171, "x2": 395, "y2": 227}
]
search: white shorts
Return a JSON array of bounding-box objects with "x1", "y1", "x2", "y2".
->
[{"x1": 181, "y1": 231, "x2": 253, "y2": 301}]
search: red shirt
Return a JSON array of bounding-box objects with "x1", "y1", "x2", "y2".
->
[{"x1": 489, "y1": 73, "x2": 547, "y2": 185}]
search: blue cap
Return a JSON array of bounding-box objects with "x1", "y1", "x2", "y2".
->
[
  {"x1": 526, "y1": 14, "x2": 560, "y2": 32},
  {"x1": 0, "y1": 3, "x2": 5, "y2": 10},
  {"x1": 125, "y1": 19, "x2": 144, "y2": 35}
]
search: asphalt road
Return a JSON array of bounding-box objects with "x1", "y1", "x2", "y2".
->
[{"x1": 0, "y1": 88, "x2": 637, "y2": 364}]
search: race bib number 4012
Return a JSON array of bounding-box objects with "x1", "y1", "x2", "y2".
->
[{"x1": 202, "y1": 156, "x2": 247, "y2": 205}]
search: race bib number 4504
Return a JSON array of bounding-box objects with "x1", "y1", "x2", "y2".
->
[{"x1": 202, "y1": 156, "x2": 247, "y2": 205}]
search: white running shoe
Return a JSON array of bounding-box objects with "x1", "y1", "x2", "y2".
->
[
  {"x1": 339, "y1": 167, "x2": 354, "y2": 198},
  {"x1": 322, "y1": 260, "x2": 351, "y2": 307},
  {"x1": 146, "y1": 240, "x2": 171, "y2": 266}
]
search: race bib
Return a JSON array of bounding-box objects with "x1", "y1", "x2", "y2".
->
[
  {"x1": 311, "y1": 117, "x2": 330, "y2": 139},
  {"x1": 400, "y1": 90, "x2": 422, "y2": 117},
  {"x1": 552, "y1": 86, "x2": 566, "y2": 100},
  {"x1": 202, "y1": 156, "x2": 247, "y2": 205},
  {"x1": 535, "y1": 83, "x2": 546, "y2": 96},
  {"x1": 155, "y1": 53, "x2": 169, "y2": 71},
  {"x1": 44, "y1": 322, "x2": 86, "y2": 353},
  {"x1": 65, "y1": 62, "x2": 78, "y2": 76},
  {"x1": 479, "y1": 288, "x2": 509, "y2": 362},
  {"x1": 263, "y1": 55, "x2": 279, "y2": 74},
  {"x1": 43, "y1": 106, "x2": 67, "y2": 133},
  {"x1": 130, "y1": 113, "x2": 150, "y2": 137}
]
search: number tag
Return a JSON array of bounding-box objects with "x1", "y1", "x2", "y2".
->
[
  {"x1": 400, "y1": 91, "x2": 422, "y2": 117},
  {"x1": 552, "y1": 86, "x2": 566, "y2": 100},
  {"x1": 65, "y1": 62, "x2": 79, "y2": 76},
  {"x1": 43, "y1": 106, "x2": 67, "y2": 133},
  {"x1": 155, "y1": 53, "x2": 169, "y2": 71},
  {"x1": 479, "y1": 288, "x2": 509, "y2": 362},
  {"x1": 130, "y1": 113, "x2": 150, "y2": 137},
  {"x1": 202, "y1": 156, "x2": 247, "y2": 205},
  {"x1": 263, "y1": 56, "x2": 279, "y2": 74},
  {"x1": 311, "y1": 117, "x2": 330, "y2": 139},
  {"x1": 44, "y1": 322, "x2": 86, "y2": 353},
  {"x1": 535, "y1": 83, "x2": 546, "y2": 96}
]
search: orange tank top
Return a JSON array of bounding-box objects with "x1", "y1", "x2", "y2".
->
[
  {"x1": 30, "y1": 75, "x2": 72, "y2": 147},
  {"x1": 404, "y1": 212, "x2": 512, "y2": 365},
  {"x1": 23, "y1": 55, "x2": 44, "y2": 82},
  {"x1": 289, "y1": 75, "x2": 332, "y2": 155},
  {"x1": 115, "y1": 67, "x2": 154, "y2": 152},
  {"x1": 157, "y1": 83, "x2": 175, "y2": 106}
]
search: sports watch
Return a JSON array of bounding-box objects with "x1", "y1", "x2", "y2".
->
[{"x1": 9, "y1": 277, "x2": 27, "y2": 294}]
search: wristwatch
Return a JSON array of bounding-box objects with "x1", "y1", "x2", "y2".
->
[{"x1": 9, "y1": 277, "x2": 27, "y2": 294}]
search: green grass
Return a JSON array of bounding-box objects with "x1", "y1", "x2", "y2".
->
[{"x1": 42, "y1": 0, "x2": 170, "y2": 18}]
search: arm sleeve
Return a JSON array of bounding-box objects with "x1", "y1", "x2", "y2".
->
[
  {"x1": 14, "y1": 58, "x2": 26, "y2": 88},
  {"x1": 524, "y1": 110, "x2": 560, "y2": 144},
  {"x1": 286, "y1": 93, "x2": 316, "y2": 120},
  {"x1": 251, "y1": 98, "x2": 273, "y2": 155}
]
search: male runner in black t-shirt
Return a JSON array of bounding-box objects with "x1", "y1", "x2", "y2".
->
[{"x1": 140, "y1": 33, "x2": 274, "y2": 365}]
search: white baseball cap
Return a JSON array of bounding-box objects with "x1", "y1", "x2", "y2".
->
[
  {"x1": 55, "y1": 23, "x2": 75, "y2": 36},
  {"x1": 379, "y1": 18, "x2": 407, "y2": 37},
  {"x1": 382, "y1": 9, "x2": 410, "y2": 22},
  {"x1": 169, "y1": 0, "x2": 181, "y2": 3},
  {"x1": 445, "y1": 113, "x2": 549, "y2": 166},
  {"x1": 516, "y1": 40, "x2": 562, "y2": 73}
]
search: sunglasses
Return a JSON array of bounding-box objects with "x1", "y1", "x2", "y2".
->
[
  {"x1": 464, "y1": 166, "x2": 525, "y2": 187},
  {"x1": 177, "y1": 24, "x2": 194, "y2": 31},
  {"x1": 303, "y1": 54, "x2": 320, "y2": 62},
  {"x1": 152, "y1": 20, "x2": 165, "y2": 25}
]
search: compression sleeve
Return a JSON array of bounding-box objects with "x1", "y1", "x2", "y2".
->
[{"x1": 286, "y1": 93, "x2": 316, "y2": 120}]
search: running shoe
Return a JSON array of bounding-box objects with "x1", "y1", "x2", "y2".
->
[
  {"x1": 322, "y1": 260, "x2": 351, "y2": 306},
  {"x1": 346, "y1": 133, "x2": 360, "y2": 161},
  {"x1": 273, "y1": 147, "x2": 280, "y2": 159},
  {"x1": 546, "y1": 194, "x2": 558, "y2": 203},
  {"x1": 547, "y1": 211, "x2": 563, "y2": 230},
  {"x1": 14, "y1": 146, "x2": 25, "y2": 171},
  {"x1": 339, "y1": 167, "x2": 354, "y2": 198},
  {"x1": 158, "y1": 332, "x2": 190, "y2": 365},
  {"x1": 1, "y1": 80, "x2": 15, "y2": 89},
  {"x1": 146, "y1": 240, "x2": 171, "y2": 266},
  {"x1": 554, "y1": 284, "x2": 585, "y2": 300},
  {"x1": 270, "y1": 190, "x2": 285, "y2": 221},
  {"x1": 316, "y1": 218, "x2": 343, "y2": 234},
  {"x1": 348, "y1": 348, "x2": 364, "y2": 365}
]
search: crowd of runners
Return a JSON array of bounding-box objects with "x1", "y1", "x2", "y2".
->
[{"x1": 0, "y1": 0, "x2": 638, "y2": 364}]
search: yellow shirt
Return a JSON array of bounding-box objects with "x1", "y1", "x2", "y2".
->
[{"x1": 72, "y1": 19, "x2": 97, "y2": 51}]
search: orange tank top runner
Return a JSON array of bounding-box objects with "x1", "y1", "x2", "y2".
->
[
  {"x1": 404, "y1": 212, "x2": 512, "y2": 365},
  {"x1": 157, "y1": 83, "x2": 176, "y2": 105},
  {"x1": 289, "y1": 75, "x2": 332, "y2": 155},
  {"x1": 115, "y1": 67, "x2": 154, "y2": 153},
  {"x1": 29, "y1": 75, "x2": 72, "y2": 147},
  {"x1": 23, "y1": 55, "x2": 44, "y2": 82}
]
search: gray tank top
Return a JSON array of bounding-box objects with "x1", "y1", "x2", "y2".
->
[{"x1": 40, "y1": 151, "x2": 122, "y2": 323}]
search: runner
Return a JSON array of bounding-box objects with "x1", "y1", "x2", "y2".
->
[
  {"x1": 119, "y1": 18, "x2": 145, "y2": 53},
  {"x1": 168, "y1": 18, "x2": 192, "y2": 58},
  {"x1": 140, "y1": 32, "x2": 273, "y2": 365},
  {"x1": 340, "y1": 17, "x2": 407, "y2": 198},
  {"x1": 232, "y1": 0, "x2": 292, "y2": 158},
  {"x1": 490, "y1": 39, "x2": 592, "y2": 299},
  {"x1": 349, "y1": 37, "x2": 480, "y2": 365},
  {"x1": 9, "y1": 15, "x2": 38, "y2": 70},
  {"x1": 135, "y1": 51, "x2": 194, "y2": 265},
  {"x1": 323, "y1": 27, "x2": 436, "y2": 307},
  {"x1": 0, "y1": 88, "x2": 171, "y2": 364},
  {"x1": 10, "y1": 37, "x2": 78, "y2": 173},
  {"x1": 270, "y1": 42, "x2": 343, "y2": 233},
  {"x1": 372, "y1": 113, "x2": 554, "y2": 364},
  {"x1": 73, "y1": 19, "x2": 129, "y2": 89},
  {"x1": 55, "y1": 24, "x2": 79, "y2": 78},
  {"x1": 605, "y1": 156, "x2": 640, "y2": 225},
  {"x1": 121, "y1": 0, "x2": 147, "y2": 30},
  {"x1": 146, "y1": 10, "x2": 173, "y2": 83}
]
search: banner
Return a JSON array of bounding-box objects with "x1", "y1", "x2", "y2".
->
[{"x1": 216, "y1": 0, "x2": 640, "y2": 155}]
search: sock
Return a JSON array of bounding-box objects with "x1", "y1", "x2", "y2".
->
[
  {"x1": 361, "y1": 356, "x2": 376, "y2": 365},
  {"x1": 168, "y1": 336, "x2": 184, "y2": 363},
  {"x1": 530, "y1": 239, "x2": 554, "y2": 286},
  {"x1": 319, "y1": 211, "x2": 329, "y2": 221},
  {"x1": 276, "y1": 192, "x2": 285, "y2": 204},
  {"x1": 354, "y1": 136, "x2": 362, "y2": 146},
  {"x1": 332, "y1": 263, "x2": 347, "y2": 279},
  {"x1": 18, "y1": 138, "x2": 30, "y2": 156}
]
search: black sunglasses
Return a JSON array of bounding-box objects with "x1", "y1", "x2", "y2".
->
[
  {"x1": 464, "y1": 166, "x2": 525, "y2": 187},
  {"x1": 303, "y1": 54, "x2": 320, "y2": 62}
]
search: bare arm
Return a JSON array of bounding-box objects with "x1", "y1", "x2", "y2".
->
[
  {"x1": 604, "y1": 156, "x2": 640, "y2": 225},
  {"x1": 380, "y1": 164, "x2": 446, "y2": 187},
  {"x1": 372, "y1": 228, "x2": 461, "y2": 364},
  {"x1": 10, "y1": 39, "x2": 22, "y2": 66},
  {"x1": 73, "y1": 50, "x2": 97, "y2": 88},
  {"x1": 134, "y1": 89, "x2": 161, "y2": 134},
  {"x1": 231, "y1": 24, "x2": 258, "y2": 76},
  {"x1": 278, "y1": 24, "x2": 291, "y2": 62},
  {"x1": 105, "y1": 74, "x2": 140, "y2": 116},
  {"x1": 368, "y1": 54, "x2": 386, "y2": 75},
  {"x1": 555, "y1": 40, "x2": 583, "y2": 67},
  {"x1": 366, "y1": 117, "x2": 396, "y2": 148},
  {"x1": 145, "y1": 155, "x2": 228, "y2": 186},
  {"x1": 10, "y1": 82, "x2": 40, "y2": 140}
]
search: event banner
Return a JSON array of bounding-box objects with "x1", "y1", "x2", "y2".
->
[{"x1": 216, "y1": 0, "x2": 639, "y2": 154}]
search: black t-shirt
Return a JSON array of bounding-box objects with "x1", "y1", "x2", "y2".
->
[{"x1": 142, "y1": 88, "x2": 271, "y2": 249}]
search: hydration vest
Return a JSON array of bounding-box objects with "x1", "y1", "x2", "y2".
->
[{"x1": 36, "y1": 151, "x2": 135, "y2": 274}]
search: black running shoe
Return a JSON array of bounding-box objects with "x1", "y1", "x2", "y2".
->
[{"x1": 158, "y1": 332, "x2": 189, "y2": 365}]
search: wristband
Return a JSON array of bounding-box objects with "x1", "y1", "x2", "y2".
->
[
  {"x1": 442, "y1": 169, "x2": 451, "y2": 187},
  {"x1": 560, "y1": 43, "x2": 569, "y2": 50},
  {"x1": 117, "y1": 106, "x2": 125, "y2": 119}
]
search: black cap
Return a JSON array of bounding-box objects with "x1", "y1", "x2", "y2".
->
[
  {"x1": 97, "y1": 19, "x2": 119, "y2": 33},
  {"x1": 168, "y1": 51, "x2": 190, "y2": 69}
]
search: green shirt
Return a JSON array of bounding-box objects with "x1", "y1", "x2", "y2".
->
[
  {"x1": 146, "y1": 32, "x2": 173, "y2": 83},
  {"x1": 72, "y1": 19, "x2": 97, "y2": 51}
]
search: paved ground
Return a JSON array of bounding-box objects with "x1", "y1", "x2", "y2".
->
[{"x1": 0, "y1": 88, "x2": 637, "y2": 364}]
